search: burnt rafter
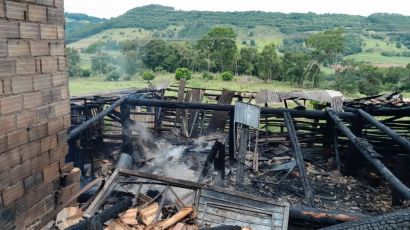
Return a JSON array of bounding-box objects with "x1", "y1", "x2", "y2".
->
[
  {"x1": 325, "y1": 108, "x2": 410, "y2": 200},
  {"x1": 283, "y1": 111, "x2": 315, "y2": 207},
  {"x1": 357, "y1": 109, "x2": 410, "y2": 153}
]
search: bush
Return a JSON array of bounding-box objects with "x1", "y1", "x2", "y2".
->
[
  {"x1": 142, "y1": 71, "x2": 155, "y2": 82},
  {"x1": 175, "y1": 68, "x2": 192, "y2": 81},
  {"x1": 79, "y1": 69, "x2": 91, "y2": 78},
  {"x1": 105, "y1": 70, "x2": 120, "y2": 81},
  {"x1": 221, "y1": 71, "x2": 234, "y2": 81},
  {"x1": 123, "y1": 75, "x2": 131, "y2": 81},
  {"x1": 202, "y1": 72, "x2": 214, "y2": 80},
  {"x1": 381, "y1": 51, "x2": 397, "y2": 57}
]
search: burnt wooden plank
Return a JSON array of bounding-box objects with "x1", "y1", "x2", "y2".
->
[{"x1": 207, "y1": 89, "x2": 235, "y2": 133}]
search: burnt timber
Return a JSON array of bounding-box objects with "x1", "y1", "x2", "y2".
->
[{"x1": 66, "y1": 88, "x2": 410, "y2": 229}]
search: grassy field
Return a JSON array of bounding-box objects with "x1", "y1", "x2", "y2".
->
[{"x1": 69, "y1": 73, "x2": 310, "y2": 96}]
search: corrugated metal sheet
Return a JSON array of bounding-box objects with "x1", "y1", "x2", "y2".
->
[{"x1": 255, "y1": 90, "x2": 344, "y2": 111}]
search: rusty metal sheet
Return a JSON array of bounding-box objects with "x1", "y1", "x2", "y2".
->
[{"x1": 234, "y1": 102, "x2": 261, "y2": 129}]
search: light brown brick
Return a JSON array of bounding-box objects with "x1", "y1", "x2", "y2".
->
[
  {"x1": 16, "y1": 58, "x2": 36, "y2": 75},
  {"x1": 54, "y1": 0, "x2": 64, "y2": 9},
  {"x1": 42, "y1": 88, "x2": 52, "y2": 104},
  {"x1": 56, "y1": 25, "x2": 64, "y2": 39},
  {"x1": 0, "y1": 171, "x2": 10, "y2": 191},
  {"x1": 0, "y1": 40, "x2": 7, "y2": 57},
  {"x1": 16, "y1": 109, "x2": 36, "y2": 128},
  {"x1": 28, "y1": 4, "x2": 47, "y2": 22},
  {"x1": 57, "y1": 56, "x2": 66, "y2": 70},
  {"x1": 29, "y1": 41, "x2": 49, "y2": 56},
  {"x1": 5, "y1": 1, "x2": 27, "y2": 20},
  {"x1": 12, "y1": 76, "x2": 33, "y2": 94},
  {"x1": 65, "y1": 168, "x2": 81, "y2": 185},
  {"x1": 0, "y1": 148, "x2": 21, "y2": 174},
  {"x1": 43, "y1": 162, "x2": 59, "y2": 183},
  {"x1": 54, "y1": 100, "x2": 70, "y2": 117},
  {"x1": 0, "y1": 21, "x2": 19, "y2": 38},
  {"x1": 23, "y1": 171, "x2": 43, "y2": 191},
  {"x1": 50, "y1": 87, "x2": 61, "y2": 101},
  {"x1": 49, "y1": 41, "x2": 64, "y2": 56},
  {"x1": 7, "y1": 129, "x2": 28, "y2": 149},
  {"x1": 32, "y1": 151, "x2": 50, "y2": 174},
  {"x1": 40, "y1": 24, "x2": 57, "y2": 39},
  {"x1": 0, "y1": 59, "x2": 16, "y2": 77},
  {"x1": 40, "y1": 135, "x2": 57, "y2": 153},
  {"x1": 0, "y1": 1, "x2": 5, "y2": 18},
  {"x1": 0, "y1": 135, "x2": 6, "y2": 154},
  {"x1": 47, "y1": 7, "x2": 64, "y2": 25},
  {"x1": 2, "y1": 182, "x2": 24, "y2": 206},
  {"x1": 0, "y1": 114, "x2": 15, "y2": 135},
  {"x1": 15, "y1": 181, "x2": 52, "y2": 214},
  {"x1": 52, "y1": 72, "x2": 67, "y2": 87},
  {"x1": 21, "y1": 141, "x2": 41, "y2": 161},
  {"x1": 10, "y1": 160, "x2": 32, "y2": 182},
  {"x1": 0, "y1": 77, "x2": 12, "y2": 96},
  {"x1": 7, "y1": 40, "x2": 30, "y2": 57},
  {"x1": 28, "y1": 122, "x2": 48, "y2": 141},
  {"x1": 36, "y1": 105, "x2": 50, "y2": 121},
  {"x1": 23, "y1": 92, "x2": 43, "y2": 109},
  {"x1": 33, "y1": 74, "x2": 52, "y2": 90},
  {"x1": 63, "y1": 114, "x2": 71, "y2": 129},
  {"x1": 36, "y1": 0, "x2": 54, "y2": 6},
  {"x1": 60, "y1": 86, "x2": 69, "y2": 99},
  {"x1": 49, "y1": 144, "x2": 67, "y2": 163},
  {"x1": 57, "y1": 130, "x2": 67, "y2": 145},
  {"x1": 39, "y1": 57, "x2": 58, "y2": 73},
  {"x1": 47, "y1": 117, "x2": 63, "y2": 136},
  {"x1": 0, "y1": 95, "x2": 22, "y2": 114},
  {"x1": 20, "y1": 22, "x2": 41, "y2": 39}
]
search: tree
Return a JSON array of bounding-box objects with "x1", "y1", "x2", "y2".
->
[
  {"x1": 221, "y1": 71, "x2": 234, "y2": 81},
  {"x1": 175, "y1": 68, "x2": 192, "y2": 80},
  {"x1": 358, "y1": 64, "x2": 383, "y2": 96},
  {"x1": 91, "y1": 52, "x2": 111, "y2": 76},
  {"x1": 105, "y1": 70, "x2": 121, "y2": 81},
  {"x1": 198, "y1": 27, "x2": 237, "y2": 72},
  {"x1": 141, "y1": 39, "x2": 169, "y2": 71},
  {"x1": 256, "y1": 43, "x2": 281, "y2": 81},
  {"x1": 66, "y1": 47, "x2": 80, "y2": 77},
  {"x1": 142, "y1": 71, "x2": 155, "y2": 82},
  {"x1": 238, "y1": 47, "x2": 258, "y2": 76},
  {"x1": 306, "y1": 28, "x2": 345, "y2": 72}
]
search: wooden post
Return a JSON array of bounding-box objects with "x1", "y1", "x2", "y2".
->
[
  {"x1": 393, "y1": 154, "x2": 410, "y2": 205},
  {"x1": 284, "y1": 111, "x2": 315, "y2": 207},
  {"x1": 120, "y1": 102, "x2": 133, "y2": 155},
  {"x1": 332, "y1": 127, "x2": 341, "y2": 171},
  {"x1": 236, "y1": 124, "x2": 249, "y2": 190},
  {"x1": 229, "y1": 109, "x2": 235, "y2": 162}
]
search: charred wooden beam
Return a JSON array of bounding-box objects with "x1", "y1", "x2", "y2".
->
[
  {"x1": 126, "y1": 98, "x2": 358, "y2": 119},
  {"x1": 357, "y1": 109, "x2": 410, "y2": 153},
  {"x1": 326, "y1": 108, "x2": 410, "y2": 200},
  {"x1": 284, "y1": 111, "x2": 315, "y2": 207},
  {"x1": 68, "y1": 96, "x2": 127, "y2": 140},
  {"x1": 120, "y1": 102, "x2": 133, "y2": 155}
]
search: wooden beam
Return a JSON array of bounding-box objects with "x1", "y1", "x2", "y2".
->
[
  {"x1": 284, "y1": 112, "x2": 315, "y2": 207},
  {"x1": 358, "y1": 109, "x2": 410, "y2": 154},
  {"x1": 326, "y1": 108, "x2": 410, "y2": 200}
]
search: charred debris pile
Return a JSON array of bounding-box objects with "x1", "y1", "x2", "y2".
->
[{"x1": 53, "y1": 83, "x2": 410, "y2": 229}]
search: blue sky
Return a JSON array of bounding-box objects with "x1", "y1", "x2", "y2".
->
[{"x1": 65, "y1": 0, "x2": 410, "y2": 19}]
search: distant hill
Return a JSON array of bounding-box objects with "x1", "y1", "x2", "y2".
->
[{"x1": 65, "y1": 5, "x2": 410, "y2": 66}]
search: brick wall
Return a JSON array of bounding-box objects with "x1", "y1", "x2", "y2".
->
[{"x1": 0, "y1": 0, "x2": 78, "y2": 229}]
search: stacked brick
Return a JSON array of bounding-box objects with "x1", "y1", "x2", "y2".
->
[{"x1": 0, "y1": 0, "x2": 79, "y2": 229}]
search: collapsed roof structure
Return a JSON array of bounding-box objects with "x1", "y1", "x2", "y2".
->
[{"x1": 56, "y1": 81, "x2": 410, "y2": 229}]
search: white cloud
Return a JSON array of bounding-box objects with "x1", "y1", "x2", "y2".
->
[{"x1": 65, "y1": 0, "x2": 410, "y2": 19}]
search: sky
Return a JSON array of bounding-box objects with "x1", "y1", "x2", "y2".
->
[{"x1": 65, "y1": 0, "x2": 410, "y2": 19}]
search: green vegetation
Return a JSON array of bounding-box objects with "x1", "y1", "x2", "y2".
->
[
  {"x1": 66, "y1": 6, "x2": 410, "y2": 98},
  {"x1": 142, "y1": 71, "x2": 155, "y2": 82},
  {"x1": 221, "y1": 71, "x2": 234, "y2": 81},
  {"x1": 175, "y1": 68, "x2": 192, "y2": 80}
]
